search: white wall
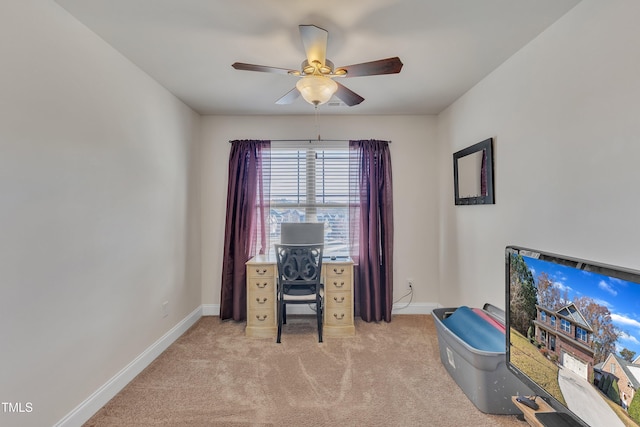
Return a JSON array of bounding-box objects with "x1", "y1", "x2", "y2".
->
[
  {"x1": 436, "y1": 0, "x2": 640, "y2": 308},
  {"x1": 0, "y1": 2, "x2": 201, "y2": 426},
  {"x1": 200, "y1": 115, "x2": 440, "y2": 311}
]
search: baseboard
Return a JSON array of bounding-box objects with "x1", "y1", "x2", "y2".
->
[
  {"x1": 392, "y1": 302, "x2": 439, "y2": 315},
  {"x1": 54, "y1": 306, "x2": 204, "y2": 427},
  {"x1": 201, "y1": 304, "x2": 220, "y2": 316},
  {"x1": 288, "y1": 302, "x2": 438, "y2": 315}
]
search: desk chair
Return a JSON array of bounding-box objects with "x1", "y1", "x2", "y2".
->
[{"x1": 274, "y1": 244, "x2": 324, "y2": 343}]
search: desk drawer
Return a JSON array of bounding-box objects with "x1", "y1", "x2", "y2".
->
[
  {"x1": 325, "y1": 276, "x2": 351, "y2": 292},
  {"x1": 247, "y1": 264, "x2": 275, "y2": 278},
  {"x1": 325, "y1": 306, "x2": 353, "y2": 326},
  {"x1": 326, "y1": 264, "x2": 351, "y2": 278},
  {"x1": 326, "y1": 290, "x2": 350, "y2": 309},
  {"x1": 247, "y1": 277, "x2": 275, "y2": 294},
  {"x1": 248, "y1": 292, "x2": 275, "y2": 310},
  {"x1": 247, "y1": 307, "x2": 275, "y2": 327}
]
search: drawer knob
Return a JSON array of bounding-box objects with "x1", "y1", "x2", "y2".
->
[
  {"x1": 333, "y1": 313, "x2": 345, "y2": 320},
  {"x1": 256, "y1": 314, "x2": 268, "y2": 321},
  {"x1": 256, "y1": 297, "x2": 268, "y2": 304},
  {"x1": 333, "y1": 281, "x2": 345, "y2": 288},
  {"x1": 256, "y1": 268, "x2": 268, "y2": 275},
  {"x1": 333, "y1": 267, "x2": 345, "y2": 274},
  {"x1": 333, "y1": 296, "x2": 345, "y2": 303},
  {"x1": 256, "y1": 282, "x2": 268, "y2": 289}
]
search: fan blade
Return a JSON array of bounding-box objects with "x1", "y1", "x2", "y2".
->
[
  {"x1": 232, "y1": 62, "x2": 297, "y2": 75},
  {"x1": 299, "y1": 25, "x2": 328, "y2": 66},
  {"x1": 275, "y1": 87, "x2": 301, "y2": 105},
  {"x1": 336, "y1": 57, "x2": 403, "y2": 78},
  {"x1": 334, "y1": 82, "x2": 364, "y2": 107}
]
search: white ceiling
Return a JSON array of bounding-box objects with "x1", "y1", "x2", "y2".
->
[{"x1": 56, "y1": 0, "x2": 580, "y2": 116}]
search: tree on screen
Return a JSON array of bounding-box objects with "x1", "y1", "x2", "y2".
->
[
  {"x1": 628, "y1": 392, "x2": 640, "y2": 423},
  {"x1": 536, "y1": 272, "x2": 569, "y2": 310},
  {"x1": 620, "y1": 348, "x2": 636, "y2": 362},
  {"x1": 509, "y1": 254, "x2": 537, "y2": 336},
  {"x1": 573, "y1": 296, "x2": 620, "y2": 365},
  {"x1": 607, "y1": 378, "x2": 622, "y2": 405}
]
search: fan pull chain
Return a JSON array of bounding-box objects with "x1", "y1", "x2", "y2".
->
[{"x1": 314, "y1": 105, "x2": 321, "y2": 141}]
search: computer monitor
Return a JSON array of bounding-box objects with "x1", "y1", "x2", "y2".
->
[{"x1": 280, "y1": 222, "x2": 324, "y2": 245}]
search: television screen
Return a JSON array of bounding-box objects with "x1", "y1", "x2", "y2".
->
[{"x1": 506, "y1": 246, "x2": 640, "y2": 427}]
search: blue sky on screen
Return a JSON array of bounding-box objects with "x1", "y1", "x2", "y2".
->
[{"x1": 523, "y1": 256, "x2": 640, "y2": 357}]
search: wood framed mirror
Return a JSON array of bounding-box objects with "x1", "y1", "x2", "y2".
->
[{"x1": 453, "y1": 138, "x2": 494, "y2": 205}]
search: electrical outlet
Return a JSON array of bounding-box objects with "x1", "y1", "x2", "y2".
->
[
  {"x1": 162, "y1": 301, "x2": 169, "y2": 318},
  {"x1": 407, "y1": 278, "x2": 414, "y2": 291}
]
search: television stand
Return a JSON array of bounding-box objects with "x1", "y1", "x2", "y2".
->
[
  {"x1": 511, "y1": 396, "x2": 553, "y2": 427},
  {"x1": 511, "y1": 396, "x2": 583, "y2": 427}
]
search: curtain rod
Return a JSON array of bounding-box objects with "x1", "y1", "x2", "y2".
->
[{"x1": 228, "y1": 139, "x2": 392, "y2": 143}]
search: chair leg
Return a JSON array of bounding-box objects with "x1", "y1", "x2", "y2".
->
[
  {"x1": 283, "y1": 305, "x2": 287, "y2": 324},
  {"x1": 317, "y1": 297, "x2": 323, "y2": 343},
  {"x1": 276, "y1": 299, "x2": 283, "y2": 344}
]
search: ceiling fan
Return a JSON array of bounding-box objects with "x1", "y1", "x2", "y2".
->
[{"x1": 232, "y1": 24, "x2": 403, "y2": 108}]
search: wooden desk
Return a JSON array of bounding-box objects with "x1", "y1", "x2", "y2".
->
[
  {"x1": 512, "y1": 396, "x2": 555, "y2": 427},
  {"x1": 245, "y1": 255, "x2": 356, "y2": 338}
]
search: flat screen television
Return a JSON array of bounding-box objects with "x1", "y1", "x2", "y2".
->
[{"x1": 506, "y1": 246, "x2": 640, "y2": 427}]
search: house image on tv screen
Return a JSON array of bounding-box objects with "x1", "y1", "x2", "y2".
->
[
  {"x1": 534, "y1": 303, "x2": 595, "y2": 380},
  {"x1": 594, "y1": 353, "x2": 640, "y2": 410}
]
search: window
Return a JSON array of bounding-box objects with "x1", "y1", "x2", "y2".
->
[
  {"x1": 268, "y1": 141, "x2": 350, "y2": 256},
  {"x1": 561, "y1": 319, "x2": 571, "y2": 333},
  {"x1": 549, "y1": 335, "x2": 556, "y2": 352},
  {"x1": 550, "y1": 316, "x2": 556, "y2": 327},
  {"x1": 576, "y1": 327, "x2": 588, "y2": 342},
  {"x1": 540, "y1": 311, "x2": 547, "y2": 322}
]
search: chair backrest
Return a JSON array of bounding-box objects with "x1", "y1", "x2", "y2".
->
[{"x1": 274, "y1": 244, "x2": 323, "y2": 296}]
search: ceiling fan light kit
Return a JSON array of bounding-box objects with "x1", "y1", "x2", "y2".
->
[
  {"x1": 296, "y1": 75, "x2": 338, "y2": 106},
  {"x1": 232, "y1": 24, "x2": 402, "y2": 109}
]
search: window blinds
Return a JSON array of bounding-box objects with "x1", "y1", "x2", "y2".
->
[{"x1": 268, "y1": 141, "x2": 350, "y2": 255}]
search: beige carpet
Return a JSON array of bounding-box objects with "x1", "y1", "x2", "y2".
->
[{"x1": 84, "y1": 315, "x2": 528, "y2": 426}]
